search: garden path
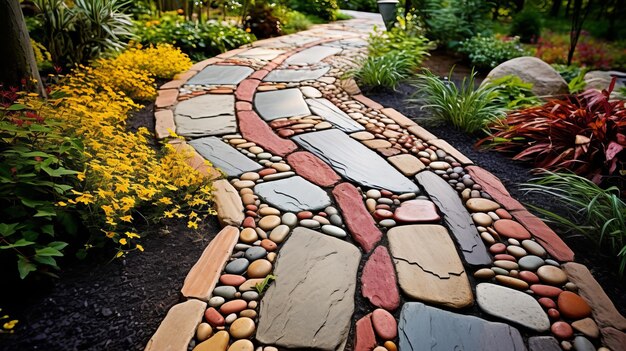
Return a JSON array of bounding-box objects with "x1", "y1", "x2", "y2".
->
[{"x1": 145, "y1": 12, "x2": 626, "y2": 351}]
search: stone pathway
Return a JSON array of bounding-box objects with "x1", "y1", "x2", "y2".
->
[{"x1": 145, "y1": 12, "x2": 626, "y2": 351}]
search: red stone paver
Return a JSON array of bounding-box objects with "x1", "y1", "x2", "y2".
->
[
  {"x1": 237, "y1": 110, "x2": 298, "y2": 156},
  {"x1": 354, "y1": 314, "x2": 377, "y2": 351},
  {"x1": 361, "y1": 246, "x2": 400, "y2": 311},
  {"x1": 236, "y1": 79, "x2": 261, "y2": 102},
  {"x1": 332, "y1": 183, "x2": 382, "y2": 252},
  {"x1": 286, "y1": 151, "x2": 341, "y2": 187}
]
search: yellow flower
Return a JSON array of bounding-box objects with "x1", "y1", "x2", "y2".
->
[
  {"x1": 57, "y1": 201, "x2": 67, "y2": 207},
  {"x1": 136, "y1": 244, "x2": 144, "y2": 252},
  {"x1": 119, "y1": 215, "x2": 132, "y2": 223},
  {"x1": 119, "y1": 238, "x2": 127, "y2": 245},
  {"x1": 158, "y1": 197, "x2": 173, "y2": 205},
  {"x1": 187, "y1": 220, "x2": 198, "y2": 229}
]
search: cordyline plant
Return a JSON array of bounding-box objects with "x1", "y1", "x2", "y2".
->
[{"x1": 479, "y1": 78, "x2": 626, "y2": 185}]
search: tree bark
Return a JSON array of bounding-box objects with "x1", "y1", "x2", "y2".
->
[
  {"x1": 0, "y1": 0, "x2": 45, "y2": 96},
  {"x1": 549, "y1": 0, "x2": 562, "y2": 17}
]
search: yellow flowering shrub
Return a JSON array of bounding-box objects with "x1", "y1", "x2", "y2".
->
[
  {"x1": 113, "y1": 43, "x2": 193, "y2": 79},
  {"x1": 87, "y1": 60, "x2": 157, "y2": 101},
  {"x1": 51, "y1": 72, "x2": 215, "y2": 256}
]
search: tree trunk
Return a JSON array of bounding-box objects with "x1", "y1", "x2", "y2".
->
[
  {"x1": 568, "y1": 0, "x2": 593, "y2": 66},
  {"x1": 565, "y1": 0, "x2": 572, "y2": 16},
  {"x1": 549, "y1": 0, "x2": 562, "y2": 17},
  {"x1": 0, "y1": 0, "x2": 45, "y2": 96}
]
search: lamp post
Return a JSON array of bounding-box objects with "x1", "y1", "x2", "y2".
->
[{"x1": 377, "y1": 0, "x2": 399, "y2": 30}]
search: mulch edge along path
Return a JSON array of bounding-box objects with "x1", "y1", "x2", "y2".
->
[{"x1": 146, "y1": 15, "x2": 626, "y2": 351}]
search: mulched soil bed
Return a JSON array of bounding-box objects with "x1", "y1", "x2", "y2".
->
[{"x1": 366, "y1": 50, "x2": 626, "y2": 315}]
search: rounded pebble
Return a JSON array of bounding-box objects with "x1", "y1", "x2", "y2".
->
[
  {"x1": 247, "y1": 259, "x2": 272, "y2": 278},
  {"x1": 225, "y1": 258, "x2": 249, "y2": 275},
  {"x1": 228, "y1": 339, "x2": 254, "y2": 351},
  {"x1": 213, "y1": 286, "x2": 237, "y2": 299},
  {"x1": 196, "y1": 322, "x2": 213, "y2": 342},
  {"x1": 321, "y1": 225, "x2": 347, "y2": 238},
  {"x1": 474, "y1": 268, "x2": 496, "y2": 279},
  {"x1": 281, "y1": 212, "x2": 298, "y2": 227},
  {"x1": 551, "y1": 321, "x2": 574, "y2": 339},
  {"x1": 537, "y1": 265, "x2": 568, "y2": 285},
  {"x1": 518, "y1": 255, "x2": 545, "y2": 271},
  {"x1": 268, "y1": 224, "x2": 290, "y2": 243},
  {"x1": 239, "y1": 228, "x2": 258, "y2": 244},
  {"x1": 244, "y1": 246, "x2": 267, "y2": 261},
  {"x1": 229, "y1": 317, "x2": 256, "y2": 339}
]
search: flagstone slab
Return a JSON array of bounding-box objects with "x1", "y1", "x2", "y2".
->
[
  {"x1": 361, "y1": 246, "x2": 400, "y2": 311},
  {"x1": 306, "y1": 98, "x2": 364, "y2": 132},
  {"x1": 185, "y1": 65, "x2": 253, "y2": 86},
  {"x1": 264, "y1": 66, "x2": 331, "y2": 82},
  {"x1": 189, "y1": 137, "x2": 262, "y2": 177},
  {"x1": 256, "y1": 227, "x2": 360, "y2": 351},
  {"x1": 332, "y1": 182, "x2": 382, "y2": 252},
  {"x1": 254, "y1": 176, "x2": 332, "y2": 212},
  {"x1": 181, "y1": 226, "x2": 240, "y2": 301},
  {"x1": 213, "y1": 179, "x2": 245, "y2": 227},
  {"x1": 293, "y1": 129, "x2": 419, "y2": 193},
  {"x1": 388, "y1": 225, "x2": 473, "y2": 309},
  {"x1": 145, "y1": 299, "x2": 207, "y2": 351},
  {"x1": 285, "y1": 46, "x2": 342, "y2": 65},
  {"x1": 174, "y1": 95, "x2": 237, "y2": 137},
  {"x1": 237, "y1": 110, "x2": 298, "y2": 156},
  {"x1": 237, "y1": 47, "x2": 285, "y2": 60},
  {"x1": 476, "y1": 283, "x2": 550, "y2": 332},
  {"x1": 415, "y1": 171, "x2": 491, "y2": 266},
  {"x1": 254, "y1": 89, "x2": 311, "y2": 121},
  {"x1": 398, "y1": 302, "x2": 526, "y2": 351},
  {"x1": 528, "y1": 337, "x2": 561, "y2": 351}
]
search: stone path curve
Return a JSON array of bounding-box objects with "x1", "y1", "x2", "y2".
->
[{"x1": 145, "y1": 12, "x2": 626, "y2": 351}]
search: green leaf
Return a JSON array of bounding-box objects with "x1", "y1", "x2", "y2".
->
[
  {"x1": 0, "y1": 223, "x2": 19, "y2": 237},
  {"x1": 7, "y1": 104, "x2": 27, "y2": 111},
  {"x1": 0, "y1": 238, "x2": 35, "y2": 249},
  {"x1": 34, "y1": 255, "x2": 57, "y2": 267},
  {"x1": 34, "y1": 209, "x2": 56, "y2": 217},
  {"x1": 41, "y1": 224, "x2": 55, "y2": 236},
  {"x1": 17, "y1": 256, "x2": 36, "y2": 279},
  {"x1": 35, "y1": 247, "x2": 64, "y2": 257},
  {"x1": 20, "y1": 197, "x2": 44, "y2": 208},
  {"x1": 48, "y1": 241, "x2": 68, "y2": 251}
]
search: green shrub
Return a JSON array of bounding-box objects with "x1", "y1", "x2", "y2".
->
[
  {"x1": 458, "y1": 34, "x2": 530, "y2": 71},
  {"x1": 0, "y1": 95, "x2": 84, "y2": 279},
  {"x1": 273, "y1": 7, "x2": 312, "y2": 34},
  {"x1": 32, "y1": 0, "x2": 134, "y2": 67},
  {"x1": 288, "y1": 0, "x2": 338, "y2": 21},
  {"x1": 483, "y1": 75, "x2": 541, "y2": 110},
  {"x1": 422, "y1": 0, "x2": 491, "y2": 48},
  {"x1": 408, "y1": 69, "x2": 506, "y2": 133},
  {"x1": 244, "y1": 2, "x2": 282, "y2": 39},
  {"x1": 133, "y1": 14, "x2": 256, "y2": 61},
  {"x1": 352, "y1": 52, "x2": 417, "y2": 89},
  {"x1": 510, "y1": 9, "x2": 542, "y2": 43},
  {"x1": 521, "y1": 171, "x2": 626, "y2": 275},
  {"x1": 338, "y1": 0, "x2": 377, "y2": 12}
]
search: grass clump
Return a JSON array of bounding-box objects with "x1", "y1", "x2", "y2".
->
[
  {"x1": 408, "y1": 69, "x2": 506, "y2": 133},
  {"x1": 521, "y1": 171, "x2": 626, "y2": 275},
  {"x1": 352, "y1": 52, "x2": 417, "y2": 90}
]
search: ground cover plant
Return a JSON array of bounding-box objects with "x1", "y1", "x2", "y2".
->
[
  {"x1": 522, "y1": 171, "x2": 626, "y2": 275},
  {"x1": 483, "y1": 75, "x2": 542, "y2": 110},
  {"x1": 480, "y1": 79, "x2": 626, "y2": 185},
  {"x1": 458, "y1": 34, "x2": 530, "y2": 71},
  {"x1": 409, "y1": 69, "x2": 506, "y2": 133}
]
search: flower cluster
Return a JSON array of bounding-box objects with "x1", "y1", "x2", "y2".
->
[
  {"x1": 536, "y1": 31, "x2": 626, "y2": 70},
  {"x1": 113, "y1": 43, "x2": 192, "y2": 79}
]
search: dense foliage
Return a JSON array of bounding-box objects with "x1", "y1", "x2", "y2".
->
[
  {"x1": 483, "y1": 75, "x2": 542, "y2": 110},
  {"x1": 536, "y1": 31, "x2": 626, "y2": 70},
  {"x1": 353, "y1": 52, "x2": 417, "y2": 90},
  {"x1": 287, "y1": 0, "x2": 338, "y2": 21},
  {"x1": 420, "y1": 0, "x2": 490, "y2": 48},
  {"x1": 522, "y1": 171, "x2": 626, "y2": 275},
  {"x1": 481, "y1": 79, "x2": 626, "y2": 185},
  {"x1": 409, "y1": 69, "x2": 506, "y2": 133},
  {"x1": 510, "y1": 9, "x2": 542, "y2": 43},
  {"x1": 133, "y1": 13, "x2": 256, "y2": 60},
  {"x1": 458, "y1": 34, "x2": 529, "y2": 70}
]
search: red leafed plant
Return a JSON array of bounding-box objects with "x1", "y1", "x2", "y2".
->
[{"x1": 479, "y1": 78, "x2": 626, "y2": 184}]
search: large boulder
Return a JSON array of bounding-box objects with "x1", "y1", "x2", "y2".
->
[
  {"x1": 584, "y1": 71, "x2": 626, "y2": 99},
  {"x1": 483, "y1": 57, "x2": 568, "y2": 96}
]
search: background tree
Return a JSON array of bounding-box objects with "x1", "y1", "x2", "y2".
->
[{"x1": 0, "y1": 0, "x2": 45, "y2": 95}]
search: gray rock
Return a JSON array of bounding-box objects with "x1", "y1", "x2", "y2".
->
[
  {"x1": 398, "y1": 302, "x2": 526, "y2": 351},
  {"x1": 285, "y1": 46, "x2": 342, "y2": 65},
  {"x1": 264, "y1": 66, "x2": 331, "y2": 82},
  {"x1": 212, "y1": 286, "x2": 237, "y2": 299},
  {"x1": 329, "y1": 214, "x2": 343, "y2": 226},
  {"x1": 300, "y1": 86, "x2": 323, "y2": 98},
  {"x1": 476, "y1": 283, "x2": 550, "y2": 332},
  {"x1": 528, "y1": 336, "x2": 561, "y2": 351},
  {"x1": 584, "y1": 70, "x2": 626, "y2": 94},
  {"x1": 224, "y1": 258, "x2": 249, "y2": 275},
  {"x1": 300, "y1": 219, "x2": 321, "y2": 229},
  {"x1": 241, "y1": 291, "x2": 259, "y2": 301},
  {"x1": 208, "y1": 296, "x2": 225, "y2": 308},
  {"x1": 293, "y1": 130, "x2": 419, "y2": 193},
  {"x1": 254, "y1": 176, "x2": 332, "y2": 212},
  {"x1": 189, "y1": 137, "x2": 262, "y2": 177},
  {"x1": 256, "y1": 227, "x2": 360, "y2": 350},
  {"x1": 306, "y1": 98, "x2": 364, "y2": 132},
  {"x1": 281, "y1": 212, "x2": 298, "y2": 227},
  {"x1": 522, "y1": 239, "x2": 546, "y2": 257},
  {"x1": 482, "y1": 56, "x2": 568, "y2": 96},
  {"x1": 185, "y1": 65, "x2": 253, "y2": 85},
  {"x1": 254, "y1": 89, "x2": 310, "y2": 121},
  {"x1": 236, "y1": 47, "x2": 285, "y2": 60},
  {"x1": 174, "y1": 95, "x2": 236, "y2": 137},
  {"x1": 321, "y1": 225, "x2": 347, "y2": 238},
  {"x1": 572, "y1": 336, "x2": 595, "y2": 351},
  {"x1": 518, "y1": 255, "x2": 545, "y2": 271},
  {"x1": 244, "y1": 246, "x2": 267, "y2": 261},
  {"x1": 415, "y1": 171, "x2": 491, "y2": 265}
]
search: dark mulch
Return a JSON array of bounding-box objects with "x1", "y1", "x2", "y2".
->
[{"x1": 367, "y1": 50, "x2": 626, "y2": 315}]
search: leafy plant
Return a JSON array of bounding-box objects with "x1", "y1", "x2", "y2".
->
[
  {"x1": 244, "y1": 2, "x2": 282, "y2": 39},
  {"x1": 521, "y1": 171, "x2": 626, "y2": 275},
  {"x1": 484, "y1": 75, "x2": 542, "y2": 110},
  {"x1": 458, "y1": 34, "x2": 530, "y2": 71},
  {"x1": 421, "y1": 0, "x2": 491, "y2": 48},
  {"x1": 510, "y1": 9, "x2": 542, "y2": 43},
  {"x1": 274, "y1": 7, "x2": 313, "y2": 34},
  {"x1": 33, "y1": 0, "x2": 134, "y2": 67},
  {"x1": 352, "y1": 52, "x2": 417, "y2": 89},
  {"x1": 254, "y1": 274, "x2": 276, "y2": 294},
  {"x1": 369, "y1": 14, "x2": 433, "y2": 68},
  {"x1": 536, "y1": 31, "x2": 626, "y2": 70},
  {"x1": 133, "y1": 13, "x2": 255, "y2": 60},
  {"x1": 480, "y1": 78, "x2": 626, "y2": 184},
  {"x1": 0, "y1": 95, "x2": 84, "y2": 279},
  {"x1": 408, "y1": 69, "x2": 506, "y2": 133},
  {"x1": 288, "y1": 0, "x2": 338, "y2": 21}
]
